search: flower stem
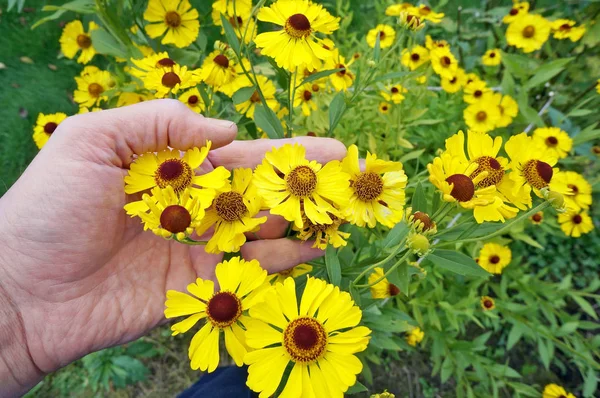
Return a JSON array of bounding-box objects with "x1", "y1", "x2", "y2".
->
[
  {"x1": 175, "y1": 237, "x2": 208, "y2": 245},
  {"x1": 354, "y1": 250, "x2": 411, "y2": 288},
  {"x1": 352, "y1": 241, "x2": 406, "y2": 286}
]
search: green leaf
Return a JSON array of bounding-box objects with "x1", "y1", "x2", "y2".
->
[
  {"x1": 169, "y1": 48, "x2": 201, "y2": 66},
  {"x1": 441, "y1": 356, "x2": 454, "y2": 383},
  {"x1": 411, "y1": 182, "x2": 427, "y2": 213},
  {"x1": 507, "y1": 323, "x2": 524, "y2": 350},
  {"x1": 501, "y1": 69, "x2": 515, "y2": 97},
  {"x1": 32, "y1": 0, "x2": 94, "y2": 28},
  {"x1": 325, "y1": 246, "x2": 341, "y2": 286},
  {"x1": 253, "y1": 104, "x2": 284, "y2": 139},
  {"x1": 583, "y1": 367, "x2": 598, "y2": 398},
  {"x1": 428, "y1": 250, "x2": 490, "y2": 277},
  {"x1": 220, "y1": 14, "x2": 241, "y2": 55},
  {"x1": 511, "y1": 232, "x2": 543, "y2": 249},
  {"x1": 90, "y1": 29, "x2": 128, "y2": 59},
  {"x1": 299, "y1": 68, "x2": 344, "y2": 87},
  {"x1": 568, "y1": 109, "x2": 593, "y2": 117},
  {"x1": 373, "y1": 33, "x2": 381, "y2": 62},
  {"x1": 537, "y1": 339, "x2": 551, "y2": 370},
  {"x1": 523, "y1": 58, "x2": 574, "y2": 91},
  {"x1": 232, "y1": 86, "x2": 256, "y2": 105},
  {"x1": 517, "y1": 90, "x2": 544, "y2": 127},
  {"x1": 399, "y1": 149, "x2": 425, "y2": 164},
  {"x1": 501, "y1": 52, "x2": 538, "y2": 80},
  {"x1": 346, "y1": 381, "x2": 368, "y2": 395},
  {"x1": 573, "y1": 123, "x2": 600, "y2": 146},
  {"x1": 406, "y1": 119, "x2": 444, "y2": 127},
  {"x1": 570, "y1": 294, "x2": 599, "y2": 320},
  {"x1": 381, "y1": 222, "x2": 409, "y2": 250},
  {"x1": 7, "y1": 0, "x2": 26, "y2": 12},
  {"x1": 328, "y1": 92, "x2": 346, "y2": 135}
]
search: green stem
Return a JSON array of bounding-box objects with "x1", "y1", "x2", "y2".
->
[
  {"x1": 351, "y1": 241, "x2": 406, "y2": 285},
  {"x1": 355, "y1": 250, "x2": 411, "y2": 288},
  {"x1": 175, "y1": 237, "x2": 208, "y2": 245}
]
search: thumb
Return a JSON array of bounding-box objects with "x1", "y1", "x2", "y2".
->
[{"x1": 53, "y1": 99, "x2": 237, "y2": 167}]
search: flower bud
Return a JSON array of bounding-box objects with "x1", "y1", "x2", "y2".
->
[
  {"x1": 544, "y1": 190, "x2": 565, "y2": 211},
  {"x1": 371, "y1": 392, "x2": 395, "y2": 398},
  {"x1": 408, "y1": 233, "x2": 430, "y2": 256}
]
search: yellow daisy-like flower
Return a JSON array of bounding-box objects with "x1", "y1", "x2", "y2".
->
[
  {"x1": 32, "y1": 112, "x2": 68, "y2": 149},
  {"x1": 441, "y1": 68, "x2": 467, "y2": 94},
  {"x1": 502, "y1": 2, "x2": 529, "y2": 24},
  {"x1": 73, "y1": 67, "x2": 112, "y2": 108},
  {"x1": 463, "y1": 80, "x2": 492, "y2": 104},
  {"x1": 342, "y1": 145, "x2": 407, "y2": 228},
  {"x1": 235, "y1": 75, "x2": 280, "y2": 119},
  {"x1": 59, "y1": 20, "x2": 98, "y2": 64},
  {"x1": 254, "y1": 0, "x2": 340, "y2": 72},
  {"x1": 293, "y1": 83, "x2": 321, "y2": 116},
  {"x1": 464, "y1": 101, "x2": 501, "y2": 133},
  {"x1": 195, "y1": 168, "x2": 267, "y2": 254},
  {"x1": 178, "y1": 88, "x2": 208, "y2": 113},
  {"x1": 144, "y1": 63, "x2": 198, "y2": 98},
  {"x1": 558, "y1": 211, "x2": 594, "y2": 238},
  {"x1": 144, "y1": 0, "x2": 200, "y2": 48},
  {"x1": 385, "y1": 3, "x2": 412, "y2": 16},
  {"x1": 550, "y1": 171, "x2": 592, "y2": 212},
  {"x1": 253, "y1": 144, "x2": 351, "y2": 229},
  {"x1": 212, "y1": 0, "x2": 256, "y2": 44},
  {"x1": 245, "y1": 277, "x2": 371, "y2": 398},
  {"x1": 543, "y1": 384, "x2": 576, "y2": 398},
  {"x1": 398, "y1": 11, "x2": 426, "y2": 32},
  {"x1": 425, "y1": 35, "x2": 449, "y2": 51},
  {"x1": 415, "y1": 75, "x2": 427, "y2": 84},
  {"x1": 482, "y1": 49, "x2": 502, "y2": 66},
  {"x1": 367, "y1": 24, "x2": 396, "y2": 49},
  {"x1": 551, "y1": 19, "x2": 586, "y2": 42},
  {"x1": 77, "y1": 107, "x2": 102, "y2": 114},
  {"x1": 504, "y1": 133, "x2": 559, "y2": 195},
  {"x1": 325, "y1": 50, "x2": 355, "y2": 92},
  {"x1": 117, "y1": 91, "x2": 153, "y2": 107},
  {"x1": 130, "y1": 52, "x2": 174, "y2": 80},
  {"x1": 270, "y1": 263, "x2": 313, "y2": 284},
  {"x1": 409, "y1": 4, "x2": 444, "y2": 23},
  {"x1": 165, "y1": 257, "x2": 270, "y2": 372},
  {"x1": 295, "y1": 212, "x2": 349, "y2": 249},
  {"x1": 430, "y1": 47, "x2": 458, "y2": 80},
  {"x1": 123, "y1": 143, "x2": 230, "y2": 206},
  {"x1": 477, "y1": 243, "x2": 511, "y2": 274},
  {"x1": 530, "y1": 211, "x2": 544, "y2": 224},
  {"x1": 495, "y1": 93, "x2": 519, "y2": 128},
  {"x1": 406, "y1": 327, "x2": 424, "y2": 346},
  {"x1": 532, "y1": 127, "x2": 572, "y2": 159},
  {"x1": 465, "y1": 72, "x2": 483, "y2": 87},
  {"x1": 368, "y1": 267, "x2": 400, "y2": 299},
  {"x1": 481, "y1": 296, "x2": 496, "y2": 311},
  {"x1": 197, "y1": 50, "x2": 240, "y2": 91},
  {"x1": 380, "y1": 84, "x2": 407, "y2": 104},
  {"x1": 506, "y1": 13, "x2": 551, "y2": 53},
  {"x1": 133, "y1": 186, "x2": 206, "y2": 240},
  {"x1": 401, "y1": 45, "x2": 430, "y2": 70},
  {"x1": 379, "y1": 101, "x2": 391, "y2": 114}
]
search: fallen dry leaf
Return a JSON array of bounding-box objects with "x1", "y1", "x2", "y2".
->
[{"x1": 20, "y1": 56, "x2": 34, "y2": 64}]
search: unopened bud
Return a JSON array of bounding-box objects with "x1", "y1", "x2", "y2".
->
[
  {"x1": 546, "y1": 190, "x2": 565, "y2": 210},
  {"x1": 408, "y1": 234, "x2": 430, "y2": 256}
]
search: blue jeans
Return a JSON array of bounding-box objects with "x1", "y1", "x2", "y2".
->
[{"x1": 178, "y1": 366, "x2": 256, "y2": 398}]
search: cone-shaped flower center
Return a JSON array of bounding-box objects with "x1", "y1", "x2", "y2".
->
[
  {"x1": 532, "y1": 213, "x2": 543, "y2": 223},
  {"x1": 77, "y1": 34, "x2": 92, "y2": 49},
  {"x1": 303, "y1": 90, "x2": 312, "y2": 101},
  {"x1": 489, "y1": 255, "x2": 500, "y2": 264},
  {"x1": 522, "y1": 159, "x2": 553, "y2": 189},
  {"x1": 470, "y1": 156, "x2": 504, "y2": 188},
  {"x1": 483, "y1": 298, "x2": 494, "y2": 309},
  {"x1": 215, "y1": 191, "x2": 247, "y2": 221},
  {"x1": 160, "y1": 205, "x2": 192, "y2": 234},
  {"x1": 285, "y1": 14, "x2": 312, "y2": 39},
  {"x1": 476, "y1": 111, "x2": 487, "y2": 122},
  {"x1": 213, "y1": 54, "x2": 230, "y2": 68},
  {"x1": 523, "y1": 25, "x2": 535, "y2": 38},
  {"x1": 250, "y1": 91, "x2": 261, "y2": 103},
  {"x1": 413, "y1": 211, "x2": 434, "y2": 231},
  {"x1": 411, "y1": 53, "x2": 420, "y2": 61},
  {"x1": 353, "y1": 172, "x2": 384, "y2": 201},
  {"x1": 157, "y1": 58, "x2": 176, "y2": 67},
  {"x1": 489, "y1": 52, "x2": 496, "y2": 58},
  {"x1": 206, "y1": 291, "x2": 242, "y2": 328},
  {"x1": 155, "y1": 158, "x2": 193, "y2": 192},
  {"x1": 545, "y1": 136, "x2": 558, "y2": 147},
  {"x1": 509, "y1": 8, "x2": 519, "y2": 16},
  {"x1": 88, "y1": 83, "x2": 104, "y2": 97},
  {"x1": 572, "y1": 214, "x2": 582, "y2": 224},
  {"x1": 567, "y1": 184, "x2": 579, "y2": 194},
  {"x1": 388, "y1": 283, "x2": 400, "y2": 297},
  {"x1": 44, "y1": 122, "x2": 58, "y2": 135},
  {"x1": 165, "y1": 11, "x2": 182, "y2": 28},
  {"x1": 445, "y1": 174, "x2": 475, "y2": 202},
  {"x1": 187, "y1": 95, "x2": 199, "y2": 105},
  {"x1": 283, "y1": 317, "x2": 327, "y2": 363},
  {"x1": 391, "y1": 86, "x2": 399, "y2": 93},
  {"x1": 286, "y1": 166, "x2": 317, "y2": 197},
  {"x1": 162, "y1": 71, "x2": 181, "y2": 88},
  {"x1": 441, "y1": 56, "x2": 451, "y2": 67}
]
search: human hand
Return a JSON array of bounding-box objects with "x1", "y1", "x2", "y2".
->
[{"x1": 0, "y1": 100, "x2": 347, "y2": 396}]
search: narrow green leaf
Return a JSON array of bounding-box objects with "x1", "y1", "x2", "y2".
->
[
  {"x1": 299, "y1": 68, "x2": 344, "y2": 87},
  {"x1": 346, "y1": 381, "x2": 368, "y2": 394},
  {"x1": 441, "y1": 356, "x2": 454, "y2": 383},
  {"x1": 325, "y1": 246, "x2": 341, "y2": 286},
  {"x1": 328, "y1": 92, "x2": 346, "y2": 135},
  {"x1": 583, "y1": 367, "x2": 598, "y2": 397},
  {"x1": 232, "y1": 86, "x2": 256, "y2": 105},
  {"x1": 570, "y1": 294, "x2": 599, "y2": 320},
  {"x1": 220, "y1": 14, "x2": 241, "y2": 55},
  {"x1": 373, "y1": 33, "x2": 381, "y2": 62},
  {"x1": 253, "y1": 104, "x2": 284, "y2": 139},
  {"x1": 382, "y1": 222, "x2": 409, "y2": 250},
  {"x1": 537, "y1": 339, "x2": 551, "y2": 370},
  {"x1": 523, "y1": 57, "x2": 574, "y2": 91},
  {"x1": 411, "y1": 182, "x2": 427, "y2": 213},
  {"x1": 568, "y1": 109, "x2": 593, "y2": 117},
  {"x1": 169, "y1": 47, "x2": 201, "y2": 66},
  {"x1": 507, "y1": 323, "x2": 524, "y2": 350},
  {"x1": 428, "y1": 250, "x2": 490, "y2": 277},
  {"x1": 349, "y1": 284, "x2": 362, "y2": 306},
  {"x1": 90, "y1": 29, "x2": 128, "y2": 59}
]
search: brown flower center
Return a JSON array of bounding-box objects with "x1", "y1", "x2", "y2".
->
[
  {"x1": 312, "y1": 83, "x2": 320, "y2": 92},
  {"x1": 388, "y1": 283, "x2": 400, "y2": 296},
  {"x1": 476, "y1": 111, "x2": 487, "y2": 122},
  {"x1": 229, "y1": 15, "x2": 244, "y2": 28},
  {"x1": 303, "y1": 90, "x2": 312, "y2": 101},
  {"x1": 157, "y1": 58, "x2": 176, "y2": 68},
  {"x1": 187, "y1": 95, "x2": 199, "y2": 105},
  {"x1": 160, "y1": 205, "x2": 192, "y2": 234},
  {"x1": 378, "y1": 31, "x2": 386, "y2": 39},
  {"x1": 283, "y1": 317, "x2": 327, "y2": 363},
  {"x1": 285, "y1": 13, "x2": 312, "y2": 39},
  {"x1": 489, "y1": 255, "x2": 500, "y2": 264},
  {"x1": 483, "y1": 299, "x2": 494, "y2": 309},
  {"x1": 445, "y1": 174, "x2": 475, "y2": 202},
  {"x1": 450, "y1": 77, "x2": 457, "y2": 84},
  {"x1": 154, "y1": 158, "x2": 193, "y2": 192},
  {"x1": 572, "y1": 214, "x2": 582, "y2": 224},
  {"x1": 76, "y1": 34, "x2": 92, "y2": 49},
  {"x1": 559, "y1": 23, "x2": 572, "y2": 32},
  {"x1": 470, "y1": 156, "x2": 504, "y2": 188},
  {"x1": 545, "y1": 136, "x2": 558, "y2": 147},
  {"x1": 250, "y1": 91, "x2": 261, "y2": 103},
  {"x1": 88, "y1": 83, "x2": 104, "y2": 97},
  {"x1": 213, "y1": 54, "x2": 230, "y2": 68},
  {"x1": 161, "y1": 71, "x2": 181, "y2": 88},
  {"x1": 489, "y1": 52, "x2": 496, "y2": 58},
  {"x1": 411, "y1": 53, "x2": 420, "y2": 62},
  {"x1": 523, "y1": 25, "x2": 535, "y2": 38},
  {"x1": 509, "y1": 8, "x2": 518, "y2": 16},
  {"x1": 391, "y1": 87, "x2": 399, "y2": 94},
  {"x1": 165, "y1": 11, "x2": 182, "y2": 28},
  {"x1": 441, "y1": 56, "x2": 451, "y2": 67},
  {"x1": 532, "y1": 213, "x2": 543, "y2": 223},
  {"x1": 286, "y1": 165, "x2": 317, "y2": 197},
  {"x1": 44, "y1": 122, "x2": 58, "y2": 135},
  {"x1": 381, "y1": 105, "x2": 388, "y2": 111},
  {"x1": 474, "y1": 89, "x2": 483, "y2": 98},
  {"x1": 206, "y1": 291, "x2": 242, "y2": 328},
  {"x1": 214, "y1": 191, "x2": 247, "y2": 222},
  {"x1": 353, "y1": 172, "x2": 384, "y2": 201},
  {"x1": 567, "y1": 184, "x2": 579, "y2": 194},
  {"x1": 336, "y1": 64, "x2": 346, "y2": 76},
  {"x1": 522, "y1": 160, "x2": 553, "y2": 189},
  {"x1": 412, "y1": 211, "x2": 434, "y2": 231}
]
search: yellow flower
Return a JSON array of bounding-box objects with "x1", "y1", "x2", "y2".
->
[
  {"x1": 197, "y1": 50, "x2": 252, "y2": 96},
  {"x1": 165, "y1": 257, "x2": 270, "y2": 372},
  {"x1": 406, "y1": 327, "x2": 424, "y2": 346},
  {"x1": 178, "y1": 88, "x2": 208, "y2": 113},
  {"x1": 465, "y1": 72, "x2": 483, "y2": 87},
  {"x1": 77, "y1": 107, "x2": 102, "y2": 114},
  {"x1": 254, "y1": 0, "x2": 339, "y2": 71},
  {"x1": 253, "y1": 144, "x2": 351, "y2": 229},
  {"x1": 73, "y1": 67, "x2": 112, "y2": 108},
  {"x1": 117, "y1": 91, "x2": 153, "y2": 107},
  {"x1": 144, "y1": 63, "x2": 198, "y2": 98},
  {"x1": 415, "y1": 75, "x2": 427, "y2": 84},
  {"x1": 405, "y1": 208, "x2": 437, "y2": 235},
  {"x1": 59, "y1": 20, "x2": 98, "y2": 64},
  {"x1": 367, "y1": 24, "x2": 396, "y2": 49},
  {"x1": 380, "y1": 84, "x2": 407, "y2": 104},
  {"x1": 430, "y1": 47, "x2": 458, "y2": 79},
  {"x1": 481, "y1": 296, "x2": 496, "y2": 311},
  {"x1": 506, "y1": 13, "x2": 550, "y2": 53},
  {"x1": 324, "y1": 50, "x2": 355, "y2": 91},
  {"x1": 133, "y1": 186, "x2": 206, "y2": 240},
  {"x1": 401, "y1": 45, "x2": 430, "y2": 70},
  {"x1": 409, "y1": 4, "x2": 444, "y2": 23},
  {"x1": 212, "y1": 0, "x2": 256, "y2": 44},
  {"x1": 463, "y1": 80, "x2": 492, "y2": 104},
  {"x1": 543, "y1": 384, "x2": 576, "y2": 398},
  {"x1": 398, "y1": 11, "x2": 426, "y2": 32},
  {"x1": 32, "y1": 112, "x2": 68, "y2": 149},
  {"x1": 482, "y1": 49, "x2": 502, "y2": 66},
  {"x1": 597, "y1": 79, "x2": 600, "y2": 94},
  {"x1": 495, "y1": 93, "x2": 519, "y2": 128},
  {"x1": 369, "y1": 267, "x2": 400, "y2": 299},
  {"x1": 293, "y1": 83, "x2": 321, "y2": 116},
  {"x1": 245, "y1": 277, "x2": 371, "y2": 397},
  {"x1": 502, "y1": 2, "x2": 529, "y2": 24},
  {"x1": 558, "y1": 211, "x2": 594, "y2": 238},
  {"x1": 123, "y1": 143, "x2": 229, "y2": 207},
  {"x1": 464, "y1": 101, "x2": 500, "y2": 133},
  {"x1": 551, "y1": 19, "x2": 586, "y2": 42},
  {"x1": 342, "y1": 145, "x2": 407, "y2": 228},
  {"x1": 371, "y1": 391, "x2": 396, "y2": 398},
  {"x1": 295, "y1": 213, "x2": 349, "y2": 250},
  {"x1": 477, "y1": 243, "x2": 511, "y2": 274},
  {"x1": 195, "y1": 169, "x2": 267, "y2": 253},
  {"x1": 235, "y1": 75, "x2": 280, "y2": 119},
  {"x1": 441, "y1": 68, "x2": 466, "y2": 94},
  {"x1": 130, "y1": 51, "x2": 173, "y2": 80},
  {"x1": 270, "y1": 263, "x2": 313, "y2": 284},
  {"x1": 530, "y1": 211, "x2": 544, "y2": 224},
  {"x1": 550, "y1": 171, "x2": 592, "y2": 212},
  {"x1": 425, "y1": 35, "x2": 449, "y2": 51},
  {"x1": 532, "y1": 127, "x2": 572, "y2": 159},
  {"x1": 385, "y1": 3, "x2": 411, "y2": 16},
  {"x1": 379, "y1": 101, "x2": 391, "y2": 114},
  {"x1": 144, "y1": 0, "x2": 200, "y2": 48}
]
